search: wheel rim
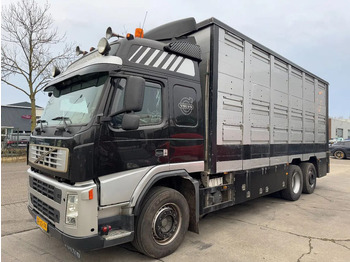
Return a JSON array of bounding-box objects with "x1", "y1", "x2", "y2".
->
[
  {"x1": 308, "y1": 168, "x2": 316, "y2": 188},
  {"x1": 152, "y1": 203, "x2": 182, "y2": 245},
  {"x1": 334, "y1": 151, "x2": 344, "y2": 159},
  {"x1": 291, "y1": 171, "x2": 301, "y2": 194}
]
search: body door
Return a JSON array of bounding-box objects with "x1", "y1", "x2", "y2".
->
[{"x1": 98, "y1": 76, "x2": 169, "y2": 176}]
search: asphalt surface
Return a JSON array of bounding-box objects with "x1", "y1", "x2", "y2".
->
[{"x1": 1, "y1": 158, "x2": 350, "y2": 261}]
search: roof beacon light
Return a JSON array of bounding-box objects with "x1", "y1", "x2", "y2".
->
[
  {"x1": 106, "y1": 27, "x2": 125, "y2": 40},
  {"x1": 135, "y1": 28, "x2": 144, "y2": 38},
  {"x1": 76, "y1": 46, "x2": 88, "y2": 56},
  {"x1": 97, "y1": 37, "x2": 111, "y2": 55}
]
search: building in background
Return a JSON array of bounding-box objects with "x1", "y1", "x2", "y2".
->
[
  {"x1": 1, "y1": 102, "x2": 43, "y2": 147},
  {"x1": 329, "y1": 118, "x2": 350, "y2": 141}
]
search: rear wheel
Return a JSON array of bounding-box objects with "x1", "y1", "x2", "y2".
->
[
  {"x1": 281, "y1": 165, "x2": 303, "y2": 201},
  {"x1": 132, "y1": 187, "x2": 189, "y2": 258},
  {"x1": 300, "y1": 163, "x2": 317, "y2": 194},
  {"x1": 334, "y1": 150, "x2": 346, "y2": 159}
]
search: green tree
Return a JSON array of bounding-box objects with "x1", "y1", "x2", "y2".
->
[{"x1": 1, "y1": 0, "x2": 74, "y2": 131}]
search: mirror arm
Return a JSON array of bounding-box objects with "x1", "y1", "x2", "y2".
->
[{"x1": 96, "y1": 113, "x2": 112, "y2": 123}]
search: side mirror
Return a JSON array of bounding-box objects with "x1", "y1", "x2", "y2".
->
[
  {"x1": 124, "y1": 76, "x2": 145, "y2": 112},
  {"x1": 122, "y1": 114, "x2": 140, "y2": 130}
]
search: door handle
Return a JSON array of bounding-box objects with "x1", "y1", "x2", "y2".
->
[{"x1": 155, "y1": 149, "x2": 168, "y2": 157}]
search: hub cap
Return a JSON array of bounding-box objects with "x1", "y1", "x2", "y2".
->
[
  {"x1": 152, "y1": 203, "x2": 182, "y2": 245},
  {"x1": 291, "y1": 171, "x2": 301, "y2": 194},
  {"x1": 308, "y1": 169, "x2": 316, "y2": 187},
  {"x1": 334, "y1": 151, "x2": 344, "y2": 159}
]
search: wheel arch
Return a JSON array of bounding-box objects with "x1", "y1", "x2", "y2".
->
[{"x1": 133, "y1": 170, "x2": 200, "y2": 233}]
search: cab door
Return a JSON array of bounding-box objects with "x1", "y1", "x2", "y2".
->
[{"x1": 98, "y1": 76, "x2": 169, "y2": 176}]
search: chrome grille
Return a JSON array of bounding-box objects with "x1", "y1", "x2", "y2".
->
[
  {"x1": 29, "y1": 177, "x2": 62, "y2": 203},
  {"x1": 29, "y1": 144, "x2": 68, "y2": 172},
  {"x1": 30, "y1": 194, "x2": 60, "y2": 223}
]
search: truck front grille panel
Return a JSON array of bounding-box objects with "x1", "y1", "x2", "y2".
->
[
  {"x1": 29, "y1": 144, "x2": 68, "y2": 172},
  {"x1": 29, "y1": 177, "x2": 62, "y2": 203},
  {"x1": 30, "y1": 194, "x2": 60, "y2": 223}
]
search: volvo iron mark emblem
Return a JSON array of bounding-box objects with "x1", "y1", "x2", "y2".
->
[{"x1": 178, "y1": 97, "x2": 194, "y2": 115}]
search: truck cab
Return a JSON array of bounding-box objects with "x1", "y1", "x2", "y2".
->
[{"x1": 28, "y1": 18, "x2": 204, "y2": 258}]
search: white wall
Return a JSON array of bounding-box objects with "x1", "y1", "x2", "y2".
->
[{"x1": 330, "y1": 118, "x2": 350, "y2": 139}]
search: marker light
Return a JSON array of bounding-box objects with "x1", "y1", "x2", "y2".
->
[
  {"x1": 135, "y1": 28, "x2": 144, "y2": 38},
  {"x1": 89, "y1": 189, "x2": 93, "y2": 200},
  {"x1": 126, "y1": 33, "x2": 134, "y2": 40},
  {"x1": 97, "y1": 37, "x2": 111, "y2": 55}
]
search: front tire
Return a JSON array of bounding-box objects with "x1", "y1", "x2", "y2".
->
[
  {"x1": 281, "y1": 165, "x2": 303, "y2": 201},
  {"x1": 300, "y1": 163, "x2": 317, "y2": 194},
  {"x1": 334, "y1": 150, "x2": 346, "y2": 159},
  {"x1": 132, "y1": 187, "x2": 189, "y2": 258}
]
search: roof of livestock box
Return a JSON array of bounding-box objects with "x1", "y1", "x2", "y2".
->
[
  {"x1": 197, "y1": 17, "x2": 329, "y2": 84},
  {"x1": 146, "y1": 17, "x2": 328, "y2": 85}
]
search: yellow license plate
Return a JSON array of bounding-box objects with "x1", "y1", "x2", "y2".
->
[{"x1": 36, "y1": 216, "x2": 48, "y2": 232}]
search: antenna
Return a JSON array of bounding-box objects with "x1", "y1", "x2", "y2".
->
[{"x1": 142, "y1": 11, "x2": 148, "y2": 31}]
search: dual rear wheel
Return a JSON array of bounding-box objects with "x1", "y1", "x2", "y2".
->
[{"x1": 281, "y1": 162, "x2": 317, "y2": 201}]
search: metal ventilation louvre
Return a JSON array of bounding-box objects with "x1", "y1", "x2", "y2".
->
[
  {"x1": 29, "y1": 176, "x2": 62, "y2": 203},
  {"x1": 164, "y1": 42, "x2": 202, "y2": 62},
  {"x1": 30, "y1": 194, "x2": 60, "y2": 223}
]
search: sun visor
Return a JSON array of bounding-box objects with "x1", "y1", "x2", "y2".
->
[{"x1": 44, "y1": 63, "x2": 118, "y2": 92}]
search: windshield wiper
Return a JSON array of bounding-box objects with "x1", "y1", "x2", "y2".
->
[
  {"x1": 52, "y1": 117, "x2": 72, "y2": 133},
  {"x1": 35, "y1": 120, "x2": 47, "y2": 133}
]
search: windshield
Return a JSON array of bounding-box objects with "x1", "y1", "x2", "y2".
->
[{"x1": 40, "y1": 74, "x2": 108, "y2": 126}]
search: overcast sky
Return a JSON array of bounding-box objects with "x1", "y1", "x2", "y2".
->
[{"x1": 1, "y1": 0, "x2": 349, "y2": 118}]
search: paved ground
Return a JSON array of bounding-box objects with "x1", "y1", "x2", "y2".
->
[{"x1": 1, "y1": 159, "x2": 350, "y2": 261}]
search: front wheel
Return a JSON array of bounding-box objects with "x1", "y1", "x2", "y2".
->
[
  {"x1": 281, "y1": 165, "x2": 303, "y2": 201},
  {"x1": 132, "y1": 187, "x2": 189, "y2": 258}
]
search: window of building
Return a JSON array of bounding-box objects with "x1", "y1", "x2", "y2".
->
[{"x1": 336, "y1": 128, "x2": 343, "y2": 138}]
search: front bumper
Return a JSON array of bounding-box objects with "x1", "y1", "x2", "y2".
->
[{"x1": 28, "y1": 205, "x2": 134, "y2": 251}]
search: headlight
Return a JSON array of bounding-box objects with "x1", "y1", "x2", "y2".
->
[{"x1": 66, "y1": 194, "x2": 78, "y2": 226}]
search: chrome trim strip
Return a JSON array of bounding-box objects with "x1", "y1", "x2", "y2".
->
[{"x1": 130, "y1": 161, "x2": 204, "y2": 207}]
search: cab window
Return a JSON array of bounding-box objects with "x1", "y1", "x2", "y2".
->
[{"x1": 110, "y1": 79, "x2": 162, "y2": 128}]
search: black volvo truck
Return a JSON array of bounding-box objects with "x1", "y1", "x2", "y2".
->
[{"x1": 27, "y1": 17, "x2": 329, "y2": 258}]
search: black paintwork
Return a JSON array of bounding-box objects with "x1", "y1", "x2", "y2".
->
[
  {"x1": 29, "y1": 36, "x2": 204, "y2": 183},
  {"x1": 144, "y1": 17, "x2": 197, "y2": 41},
  {"x1": 217, "y1": 143, "x2": 328, "y2": 161}
]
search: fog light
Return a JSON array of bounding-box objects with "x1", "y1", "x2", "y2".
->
[{"x1": 66, "y1": 194, "x2": 78, "y2": 226}]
